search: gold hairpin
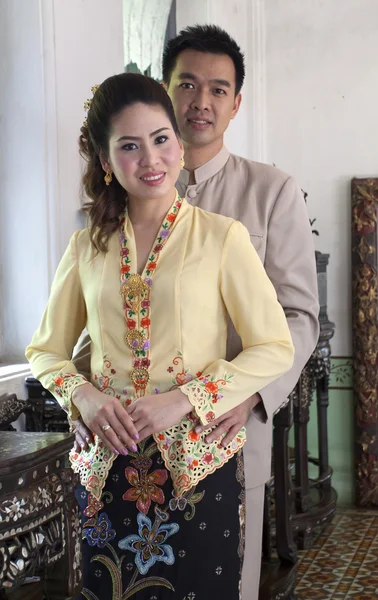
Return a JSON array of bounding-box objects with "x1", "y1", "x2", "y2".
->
[{"x1": 83, "y1": 84, "x2": 100, "y2": 125}]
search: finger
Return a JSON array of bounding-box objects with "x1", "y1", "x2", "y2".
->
[
  {"x1": 205, "y1": 419, "x2": 234, "y2": 444},
  {"x1": 105, "y1": 411, "x2": 140, "y2": 454},
  {"x1": 220, "y1": 424, "x2": 242, "y2": 447},
  {"x1": 74, "y1": 430, "x2": 89, "y2": 451},
  {"x1": 194, "y1": 416, "x2": 223, "y2": 434},
  {"x1": 73, "y1": 440, "x2": 82, "y2": 453},
  {"x1": 77, "y1": 422, "x2": 94, "y2": 446},
  {"x1": 114, "y1": 404, "x2": 140, "y2": 443},
  {"x1": 136, "y1": 425, "x2": 152, "y2": 442},
  {"x1": 95, "y1": 421, "x2": 132, "y2": 455}
]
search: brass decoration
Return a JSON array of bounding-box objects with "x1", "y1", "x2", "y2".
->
[
  {"x1": 352, "y1": 177, "x2": 378, "y2": 506},
  {"x1": 130, "y1": 367, "x2": 150, "y2": 388},
  {"x1": 120, "y1": 273, "x2": 150, "y2": 311},
  {"x1": 125, "y1": 330, "x2": 145, "y2": 350}
]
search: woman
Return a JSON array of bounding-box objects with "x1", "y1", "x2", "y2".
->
[{"x1": 26, "y1": 73, "x2": 294, "y2": 600}]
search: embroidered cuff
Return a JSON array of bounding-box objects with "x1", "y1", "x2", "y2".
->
[
  {"x1": 154, "y1": 417, "x2": 246, "y2": 497},
  {"x1": 180, "y1": 373, "x2": 234, "y2": 426},
  {"x1": 51, "y1": 372, "x2": 90, "y2": 421}
]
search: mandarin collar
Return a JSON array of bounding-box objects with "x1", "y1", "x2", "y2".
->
[{"x1": 178, "y1": 146, "x2": 230, "y2": 187}]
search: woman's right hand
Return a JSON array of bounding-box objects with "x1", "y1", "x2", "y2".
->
[{"x1": 72, "y1": 384, "x2": 139, "y2": 455}]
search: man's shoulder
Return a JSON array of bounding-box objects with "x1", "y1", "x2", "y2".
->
[{"x1": 227, "y1": 153, "x2": 292, "y2": 186}]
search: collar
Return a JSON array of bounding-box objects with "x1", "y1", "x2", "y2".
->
[{"x1": 178, "y1": 146, "x2": 230, "y2": 187}]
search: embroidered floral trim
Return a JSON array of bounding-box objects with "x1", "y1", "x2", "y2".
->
[
  {"x1": 167, "y1": 352, "x2": 195, "y2": 388},
  {"x1": 119, "y1": 195, "x2": 182, "y2": 398},
  {"x1": 70, "y1": 440, "x2": 116, "y2": 499},
  {"x1": 154, "y1": 418, "x2": 246, "y2": 497},
  {"x1": 69, "y1": 356, "x2": 128, "y2": 499},
  {"x1": 180, "y1": 372, "x2": 235, "y2": 426},
  {"x1": 154, "y1": 356, "x2": 246, "y2": 496},
  {"x1": 52, "y1": 372, "x2": 89, "y2": 419}
]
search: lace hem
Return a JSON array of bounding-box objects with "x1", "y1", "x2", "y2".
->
[
  {"x1": 180, "y1": 372, "x2": 235, "y2": 426},
  {"x1": 153, "y1": 415, "x2": 246, "y2": 497},
  {"x1": 69, "y1": 437, "x2": 116, "y2": 500},
  {"x1": 51, "y1": 372, "x2": 89, "y2": 420}
]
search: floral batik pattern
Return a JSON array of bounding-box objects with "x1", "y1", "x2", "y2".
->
[
  {"x1": 76, "y1": 437, "x2": 243, "y2": 600},
  {"x1": 82, "y1": 511, "x2": 116, "y2": 548},
  {"x1": 118, "y1": 510, "x2": 179, "y2": 576},
  {"x1": 122, "y1": 456, "x2": 168, "y2": 514}
]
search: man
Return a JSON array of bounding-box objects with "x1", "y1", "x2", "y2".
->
[
  {"x1": 73, "y1": 24, "x2": 319, "y2": 599},
  {"x1": 162, "y1": 25, "x2": 319, "y2": 599}
]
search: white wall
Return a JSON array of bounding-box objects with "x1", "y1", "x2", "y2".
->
[
  {"x1": 177, "y1": 0, "x2": 259, "y2": 161},
  {"x1": 0, "y1": 0, "x2": 124, "y2": 362},
  {"x1": 2, "y1": 0, "x2": 377, "y2": 361},
  {"x1": 0, "y1": 0, "x2": 49, "y2": 361},
  {"x1": 265, "y1": 0, "x2": 378, "y2": 354}
]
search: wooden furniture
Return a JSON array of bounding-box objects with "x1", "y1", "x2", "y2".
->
[
  {"x1": 24, "y1": 378, "x2": 69, "y2": 433},
  {"x1": 351, "y1": 177, "x2": 378, "y2": 506},
  {"x1": 0, "y1": 394, "x2": 30, "y2": 432},
  {"x1": 259, "y1": 252, "x2": 337, "y2": 600},
  {"x1": 0, "y1": 432, "x2": 81, "y2": 599}
]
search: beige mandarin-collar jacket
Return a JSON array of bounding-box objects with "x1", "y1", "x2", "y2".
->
[{"x1": 176, "y1": 147, "x2": 319, "y2": 489}]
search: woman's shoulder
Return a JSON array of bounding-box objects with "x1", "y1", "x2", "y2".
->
[{"x1": 190, "y1": 205, "x2": 249, "y2": 242}]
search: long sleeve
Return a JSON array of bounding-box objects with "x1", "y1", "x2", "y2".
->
[
  {"x1": 256, "y1": 177, "x2": 319, "y2": 421},
  {"x1": 180, "y1": 221, "x2": 295, "y2": 426},
  {"x1": 25, "y1": 231, "x2": 89, "y2": 420}
]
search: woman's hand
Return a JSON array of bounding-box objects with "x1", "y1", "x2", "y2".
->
[
  {"x1": 72, "y1": 384, "x2": 140, "y2": 455},
  {"x1": 193, "y1": 395, "x2": 259, "y2": 445},
  {"x1": 126, "y1": 389, "x2": 192, "y2": 441},
  {"x1": 70, "y1": 418, "x2": 94, "y2": 453}
]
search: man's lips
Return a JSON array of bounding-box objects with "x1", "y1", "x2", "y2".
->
[
  {"x1": 187, "y1": 118, "x2": 213, "y2": 130},
  {"x1": 187, "y1": 118, "x2": 212, "y2": 125}
]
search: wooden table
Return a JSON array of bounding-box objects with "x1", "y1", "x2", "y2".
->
[{"x1": 0, "y1": 432, "x2": 81, "y2": 598}]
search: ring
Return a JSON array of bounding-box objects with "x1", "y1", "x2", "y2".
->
[{"x1": 102, "y1": 424, "x2": 111, "y2": 432}]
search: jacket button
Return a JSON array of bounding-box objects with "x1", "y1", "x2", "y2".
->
[{"x1": 187, "y1": 188, "x2": 197, "y2": 199}]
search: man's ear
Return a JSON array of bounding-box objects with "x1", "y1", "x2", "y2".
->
[{"x1": 231, "y1": 93, "x2": 242, "y2": 120}]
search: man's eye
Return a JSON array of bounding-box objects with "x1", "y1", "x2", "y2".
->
[
  {"x1": 180, "y1": 83, "x2": 195, "y2": 90},
  {"x1": 214, "y1": 89, "x2": 226, "y2": 96}
]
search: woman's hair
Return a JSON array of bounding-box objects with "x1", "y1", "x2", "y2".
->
[{"x1": 79, "y1": 72, "x2": 180, "y2": 252}]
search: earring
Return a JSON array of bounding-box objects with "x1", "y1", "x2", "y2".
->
[
  {"x1": 180, "y1": 156, "x2": 185, "y2": 169},
  {"x1": 104, "y1": 168, "x2": 112, "y2": 186}
]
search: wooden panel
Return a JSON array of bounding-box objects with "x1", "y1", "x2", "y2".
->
[{"x1": 351, "y1": 177, "x2": 378, "y2": 506}]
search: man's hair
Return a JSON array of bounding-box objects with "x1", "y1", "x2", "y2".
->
[{"x1": 162, "y1": 25, "x2": 245, "y2": 95}]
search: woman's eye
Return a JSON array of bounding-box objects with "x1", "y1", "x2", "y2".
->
[
  {"x1": 122, "y1": 143, "x2": 138, "y2": 151},
  {"x1": 155, "y1": 135, "x2": 168, "y2": 145}
]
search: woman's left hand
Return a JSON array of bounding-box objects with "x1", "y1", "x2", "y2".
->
[{"x1": 126, "y1": 389, "x2": 191, "y2": 440}]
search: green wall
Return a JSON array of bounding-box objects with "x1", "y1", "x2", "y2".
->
[{"x1": 290, "y1": 357, "x2": 355, "y2": 505}]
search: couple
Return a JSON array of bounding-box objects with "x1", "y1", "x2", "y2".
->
[{"x1": 26, "y1": 25, "x2": 319, "y2": 600}]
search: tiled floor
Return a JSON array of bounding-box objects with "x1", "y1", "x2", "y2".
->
[{"x1": 295, "y1": 508, "x2": 378, "y2": 599}]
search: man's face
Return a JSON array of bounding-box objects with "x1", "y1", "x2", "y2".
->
[{"x1": 166, "y1": 49, "x2": 241, "y2": 150}]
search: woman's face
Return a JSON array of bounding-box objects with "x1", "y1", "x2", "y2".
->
[{"x1": 105, "y1": 102, "x2": 182, "y2": 201}]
